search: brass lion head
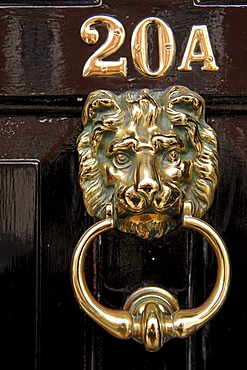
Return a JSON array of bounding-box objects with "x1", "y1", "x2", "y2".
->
[{"x1": 77, "y1": 86, "x2": 219, "y2": 239}]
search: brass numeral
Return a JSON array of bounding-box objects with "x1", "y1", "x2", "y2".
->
[
  {"x1": 131, "y1": 17, "x2": 175, "y2": 78},
  {"x1": 81, "y1": 15, "x2": 127, "y2": 77}
]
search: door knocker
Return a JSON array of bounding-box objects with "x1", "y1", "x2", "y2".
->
[{"x1": 71, "y1": 85, "x2": 230, "y2": 352}]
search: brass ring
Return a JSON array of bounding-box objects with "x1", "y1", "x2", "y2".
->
[{"x1": 71, "y1": 201, "x2": 230, "y2": 352}]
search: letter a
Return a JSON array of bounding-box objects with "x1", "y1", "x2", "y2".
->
[{"x1": 178, "y1": 25, "x2": 218, "y2": 71}]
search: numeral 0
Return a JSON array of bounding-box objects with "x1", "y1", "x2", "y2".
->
[
  {"x1": 131, "y1": 17, "x2": 175, "y2": 78},
  {"x1": 81, "y1": 15, "x2": 218, "y2": 78}
]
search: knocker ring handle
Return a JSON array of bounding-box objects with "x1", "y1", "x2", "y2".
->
[{"x1": 71, "y1": 201, "x2": 230, "y2": 352}]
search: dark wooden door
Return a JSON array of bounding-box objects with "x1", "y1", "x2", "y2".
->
[{"x1": 0, "y1": 1, "x2": 246, "y2": 369}]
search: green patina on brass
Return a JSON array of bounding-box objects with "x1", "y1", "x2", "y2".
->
[{"x1": 77, "y1": 85, "x2": 219, "y2": 239}]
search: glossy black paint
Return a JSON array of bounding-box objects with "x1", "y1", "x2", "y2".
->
[
  {"x1": 0, "y1": 161, "x2": 40, "y2": 369},
  {"x1": 0, "y1": 1, "x2": 246, "y2": 369}
]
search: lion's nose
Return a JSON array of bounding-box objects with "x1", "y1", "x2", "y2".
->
[{"x1": 136, "y1": 152, "x2": 159, "y2": 203}]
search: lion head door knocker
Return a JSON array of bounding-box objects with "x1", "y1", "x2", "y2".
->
[{"x1": 71, "y1": 85, "x2": 230, "y2": 352}]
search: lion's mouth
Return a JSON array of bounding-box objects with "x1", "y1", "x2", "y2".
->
[
  {"x1": 116, "y1": 183, "x2": 182, "y2": 214},
  {"x1": 118, "y1": 213, "x2": 181, "y2": 239}
]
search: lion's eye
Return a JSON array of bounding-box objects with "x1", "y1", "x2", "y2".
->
[
  {"x1": 164, "y1": 150, "x2": 180, "y2": 164},
  {"x1": 113, "y1": 153, "x2": 131, "y2": 169}
]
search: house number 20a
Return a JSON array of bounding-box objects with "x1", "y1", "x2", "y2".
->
[{"x1": 81, "y1": 15, "x2": 218, "y2": 78}]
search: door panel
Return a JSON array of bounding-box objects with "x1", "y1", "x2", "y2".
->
[
  {"x1": 0, "y1": 160, "x2": 40, "y2": 369},
  {"x1": 0, "y1": 1, "x2": 246, "y2": 369}
]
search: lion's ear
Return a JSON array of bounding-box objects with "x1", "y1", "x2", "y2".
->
[
  {"x1": 82, "y1": 89, "x2": 120, "y2": 126},
  {"x1": 166, "y1": 85, "x2": 205, "y2": 121}
]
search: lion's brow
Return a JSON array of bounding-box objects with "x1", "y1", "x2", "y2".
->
[
  {"x1": 108, "y1": 137, "x2": 138, "y2": 154},
  {"x1": 152, "y1": 135, "x2": 185, "y2": 149}
]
